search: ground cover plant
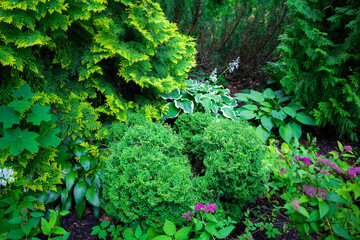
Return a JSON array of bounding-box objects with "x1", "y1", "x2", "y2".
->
[{"x1": 0, "y1": 0, "x2": 359, "y2": 239}]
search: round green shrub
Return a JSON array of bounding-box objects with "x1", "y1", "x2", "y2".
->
[
  {"x1": 201, "y1": 119, "x2": 268, "y2": 219},
  {"x1": 173, "y1": 112, "x2": 215, "y2": 173},
  {"x1": 101, "y1": 119, "x2": 198, "y2": 230}
]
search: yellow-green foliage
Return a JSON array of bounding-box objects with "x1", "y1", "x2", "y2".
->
[{"x1": 0, "y1": 0, "x2": 197, "y2": 139}]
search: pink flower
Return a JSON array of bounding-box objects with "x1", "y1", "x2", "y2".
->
[
  {"x1": 346, "y1": 167, "x2": 360, "y2": 178},
  {"x1": 295, "y1": 156, "x2": 312, "y2": 167},
  {"x1": 280, "y1": 168, "x2": 287, "y2": 175},
  {"x1": 344, "y1": 145, "x2": 353, "y2": 152},
  {"x1": 194, "y1": 202, "x2": 217, "y2": 213},
  {"x1": 291, "y1": 200, "x2": 301, "y2": 210},
  {"x1": 319, "y1": 169, "x2": 330, "y2": 175},
  {"x1": 194, "y1": 203, "x2": 204, "y2": 211}
]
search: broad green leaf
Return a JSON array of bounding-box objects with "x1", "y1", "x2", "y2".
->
[
  {"x1": 260, "y1": 101, "x2": 272, "y2": 108},
  {"x1": 205, "y1": 213, "x2": 218, "y2": 223},
  {"x1": 163, "y1": 219, "x2": 176, "y2": 236},
  {"x1": 260, "y1": 106, "x2": 271, "y2": 113},
  {"x1": 0, "y1": 128, "x2": 39, "y2": 156},
  {"x1": 85, "y1": 185, "x2": 100, "y2": 207},
  {"x1": 243, "y1": 104, "x2": 259, "y2": 111},
  {"x1": 327, "y1": 192, "x2": 347, "y2": 205},
  {"x1": 274, "y1": 90, "x2": 284, "y2": 98},
  {"x1": 30, "y1": 212, "x2": 45, "y2": 218},
  {"x1": 279, "y1": 124, "x2": 293, "y2": 144},
  {"x1": 74, "y1": 181, "x2": 87, "y2": 204},
  {"x1": 174, "y1": 227, "x2": 191, "y2": 240},
  {"x1": 0, "y1": 106, "x2": 20, "y2": 128},
  {"x1": 161, "y1": 88, "x2": 181, "y2": 100},
  {"x1": 135, "y1": 226, "x2": 142, "y2": 239},
  {"x1": 8, "y1": 217, "x2": 24, "y2": 224},
  {"x1": 36, "y1": 127, "x2": 61, "y2": 148},
  {"x1": 261, "y1": 115, "x2": 274, "y2": 131},
  {"x1": 79, "y1": 155, "x2": 91, "y2": 171},
  {"x1": 46, "y1": 188, "x2": 61, "y2": 204},
  {"x1": 217, "y1": 226, "x2": 235, "y2": 239},
  {"x1": 193, "y1": 218, "x2": 203, "y2": 231},
  {"x1": 26, "y1": 104, "x2": 52, "y2": 126},
  {"x1": 66, "y1": 171, "x2": 77, "y2": 190},
  {"x1": 152, "y1": 235, "x2": 172, "y2": 240},
  {"x1": 210, "y1": 101, "x2": 219, "y2": 114},
  {"x1": 175, "y1": 99, "x2": 194, "y2": 114},
  {"x1": 298, "y1": 206, "x2": 310, "y2": 218},
  {"x1": 239, "y1": 110, "x2": 256, "y2": 120},
  {"x1": 161, "y1": 102, "x2": 181, "y2": 121},
  {"x1": 282, "y1": 106, "x2": 296, "y2": 118},
  {"x1": 295, "y1": 112, "x2": 316, "y2": 126},
  {"x1": 100, "y1": 220, "x2": 110, "y2": 229},
  {"x1": 198, "y1": 232, "x2": 211, "y2": 240},
  {"x1": 13, "y1": 83, "x2": 35, "y2": 100},
  {"x1": 256, "y1": 125, "x2": 270, "y2": 142},
  {"x1": 221, "y1": 106, "x2": 238, "y2": 120},
  {"x1": 205, "y1": 225, "x2": 219, "y2": 238},
  {"x1": 262, "y1": 88, "x2": 276, "y2": 99},
  {"x1": 286, "y1": 102, "x2": 303, "y2": 112},
  {"x1": 248, "y1": 90, "x2": 265, "y2": 102},
  {"x1": 53, "y1": 226, "x2": 68, "y2": 235},
  {"x1": 199, "y1": 97, "x2": 211, "y2": 113},
  {"x1": 4, "y1": 229, "x2": 25, "y2": 240},
  {"x1": 337, "y1": 141, "x2": 344, "y2": 152},
  {"x1": 93, "y1": 206, "x2": 100, "y2": 219},
  {"x1": 319, "y1": 201, "x2": 329, "y2": 219},
  {"x1": 310, "y1": 222, "x2": 319, "y2": 233},
  {"x1": 233, "y1": 93, "x2": 248, "y2": 102},
  {"x1": 9, "y1": 99, "x2": 32, "y2": 113},
  {"x1": 271, "y1": 110, "x2": 287, "y2": 121},
  {"x1": 278, "y1": 96, "x2": 292, "y2": 103},
  {"x1": 41, "y1": 218, "x2": 52, "y2": 236},
  {"x1": 290, "y1": 122, "x2": 302, "y2": 140},
  {"x1": 75, "y1": 198, "x2": 86, "y2": 220},
  {"x1": 73, "y1": 146, "x2": 88, "y2": 157},
  {"x1": 332, "y1": 224, "x2": 352, "y2": 240}
]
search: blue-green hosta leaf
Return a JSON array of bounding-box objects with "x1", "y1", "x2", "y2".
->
[
  {"x1": 278, "y1": 96, "x2": 292, "y2": 103},
  {"x1": 248, "y1": 90, "x2": 265, "y2": 102},
  {"x1": 260, "y1": 106, "x2": 271, "y2": 113},
  {"x1": 260, "y1": 115, "x2": 274, "y2": 132},
  {"x1": 239, "y1": 110, "x2": 256, "y2": 120},
  {"x1": 79, "y1": 155, "x2": 91, "y2": 171},
  {"x1": 288, "y1": 102, "x2": 305, "y2": 111},
  {"x1": 161, "y1": 88, "x2": 181, "y2": 100},
  {"x1": 184, "y1": 79, "x2": 197, "y2": 86},
  {"x1": 75, "y1": 198, "x2": 86, "y2": 220},
  {"x1": 175, "y1": 99, "x2": 194, "y2": 114},
  {"x1": 233, "y1": 92, "x2": 249, "y2": 102},
  {"x1": 221, "y1": 95, "x2": 237, "y2": 107},
  {"x1": 8, "y1": 99, "x2": 32, "y2": 113},
  {"x1": 282, "y1": 106, "x2": 296, "y2": 118},
  {"x1": 0, "y1": 106, "x2": 20, "y2": 128},
  {"x1": 279, "y1": 124, "x2": 293, "y2": 144},
  {"x1": 242, "y1": 104, "x2": 259, "y2": 111},
  {"x1": 74, "y1": 181, "x2": 87, "y2": 204},
  {"x1": 260, "y1": 101, "x2": 272, "y2": 108},
  {"x1": 0, "y1": 128, "x2": 39, "y2": 156},
  {"x1": 262, "y1": 88, "x2": 276, "y2": 99},
  {"x1": 271, "y1": 110, "x2": 287, "y2": 121},
  {"x1": 65, "y1": 170, "x2": 77, "y2": 190},
  {"x1": 36, "y1": 128, "x2": 61, "y2": 148},
  {"x1": 274, "y1": 90, "x2": 284, "y2": 98},
  {"x1": 221, "y1": 106, "x2": 238, "y2": 120},
  {"x1": 199, "y1": 97, "x2": 211, "y2": 113},
  {"x1": 208, "y1": 94, "x2": 221, "y2": 102},
  {"x1": 161, "y1": 102, "x2": 181, "y2": 121},
  {"x1": 256, "y1": 125, "x2": 270, "y2": 142},
  {"x1": 12, "y1": 83, "x2": 34, "y2": 100},
  {"x1": 290, "y1": 122, "x2": 302, "y2": 140},
  {"x1": 295, "y1": 112, "x2": 316, "y2": 126},
  {"x1": 26, "y1": 104, "x2": 52, "y2": 126},
  {"x1": 85, "y1": 185, "x2": 100, "y2": 207}
]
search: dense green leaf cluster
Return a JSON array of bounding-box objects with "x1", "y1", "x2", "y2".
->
[
  {"x1": 202, "y1": 119, "x2": 268, "y2": 219},
  {"x1": 101, "y1": 119, "x2": 198, "y2": 229},
  {"x1": 275, "y1": 0, "x2": 360, "y2": 140}
]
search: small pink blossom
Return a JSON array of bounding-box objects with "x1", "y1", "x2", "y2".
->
[
  {"x1": 344, "y1": 145, "x2": 353, "y2": 152},
  {"x1": 295, "y1": 156, "x2": 312, "y2": 167},
  {"x1": 291, "y1": 200, "x2": 301, "y2": 210},
  {"x1": 346, "y1": 167, "x2": 360, "y2": 178},
  {"x1": 280, "y1": 168, "x2": 287, "y2": 175},
  {"x1": 319, "y1": 169, "x2": 330, "y2": 175}
]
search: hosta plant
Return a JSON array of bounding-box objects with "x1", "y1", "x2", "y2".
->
[
  {"x1": 234, "y1": 88, "x2": 316, "y2": 143},
  {"x1": 266, "y1": 139, "x2": 360, "y2": 239},
  {"x1": 161, "y1": 79, "x2": 238, "y2": 121}
]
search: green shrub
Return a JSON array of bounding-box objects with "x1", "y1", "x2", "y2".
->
[
  {"x1": 173, "y1": 112, "x2": 215, "y2": 172},
  {"x1": 101, "y1": 119, "x2": 198, "y2": 230},
  {"x1": 201, "y1": 119, "x2": 268, "y2": 219}
]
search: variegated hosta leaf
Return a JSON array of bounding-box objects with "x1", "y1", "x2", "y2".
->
[
  {"x1": 175, "y1": 99, "x2": 194, "y2": 114},
  {"x1": 221, "y1": 106, "x2": 238, "y2": 120},
  {"x1": 161, "y1": 102, "x2": 181, "y2": 121}
]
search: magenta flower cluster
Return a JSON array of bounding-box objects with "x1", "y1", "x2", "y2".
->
[
  {"x1": 344, "y1": 145, "x2": 353, "y2": 152},
  {"x1": 181, "y1": 211, "x2": 194, "y2": 221},
  {"x1": 303, "y1": 185, "x2": 327, "y2": 199},
  {"x1": 295, "y1": 156, "x2": 312, "y2": 167},
  {"x1": 346, "y1": 167, "x2": 360, "y2": 178},
  {"x1": 316, "y1": 158, "x2": 342, "y2": 174},
  {"x1": 194, "y1": 203, "x2": 217, "y2": 213}
]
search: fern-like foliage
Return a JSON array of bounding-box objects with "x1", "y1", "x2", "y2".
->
[
  {"x1": 0, "y1": 0, "x2": 197, "y2": 139},
  {"x1": 275, "y1": 0, "x2": 360, "y2": 140}
]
